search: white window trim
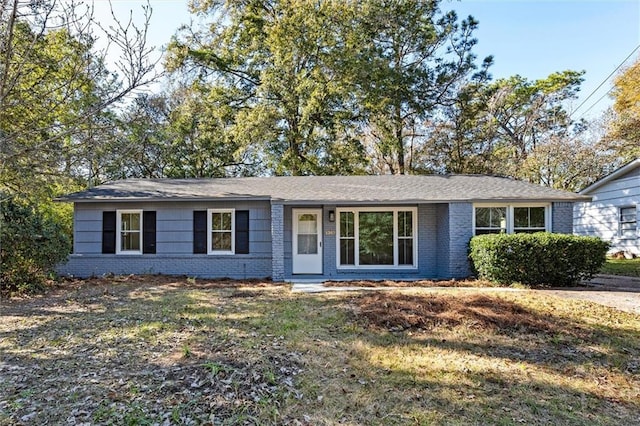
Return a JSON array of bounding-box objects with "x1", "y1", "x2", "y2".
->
[
  {"x1": 618, "y1": 205, "x2": 637, "y2": 239},
  {"x1": 336, "y1": 207, "x2": 418, "y2": 270},
  {"x1": 207, "y1": 208, "x2": 235, "y2": 255},
  {"x1": 116, "y1": 209, "x2": 143, "y2": 255},
  {"x1": 473, "y1": 203, "x2": 551, "y2": 235}
]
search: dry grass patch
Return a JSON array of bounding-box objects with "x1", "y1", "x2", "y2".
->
[{"x1": 1, "y1": 277, "x2": 639, "y2": 425}]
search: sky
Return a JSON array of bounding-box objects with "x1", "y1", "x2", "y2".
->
[{"x1": 97, "y1": 0, "x2": 640, "y2": 120}]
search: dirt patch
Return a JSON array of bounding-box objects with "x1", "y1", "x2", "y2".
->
[{"x1": 351, "y1": 292, "x2": 568, "y2": 335}]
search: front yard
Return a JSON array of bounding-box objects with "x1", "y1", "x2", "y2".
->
[
  {"x1": 1, "y1": 276, "x2": 639, "y2": 425},
  {"x1": 601, "y1": 258, "x2": 640, "y2": 277}
]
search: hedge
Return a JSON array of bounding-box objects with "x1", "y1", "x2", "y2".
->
[{"x1": 469, "y1": 233, "x2": 609, "y2": 287}]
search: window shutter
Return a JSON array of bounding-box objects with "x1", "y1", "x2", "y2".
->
[
  {"x1": 193, "y1": 210, "x2": 207, "y2": 254},
  {"x1": 143, "y1": 211, "x2": 156, "y2": 254},
  {"x1": 102, "y1": 211, "x2": 116, "y2": 254},
  {"x1": 235, "y1": 210, "x2": 250, "y2": 254}
]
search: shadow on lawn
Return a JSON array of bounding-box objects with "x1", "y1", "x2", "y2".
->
[{"x1": 2, "y1": 279, "x2": 639, "y2": 425}]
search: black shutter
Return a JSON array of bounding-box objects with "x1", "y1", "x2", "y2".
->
[
  {"x1": 143, "y1": 211, "x2": 156, "y2": 254},
  {"x1": 102, "y1": 211, "x2": 116, "y2": 254},
  {"x1": 235, "y1": 210, "x2": 250, "y2": 254},
  {"x1": 193, "y1": 210, "x2": 207, "y2": 254}
]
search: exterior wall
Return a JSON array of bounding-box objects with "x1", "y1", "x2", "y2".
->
[
  {"x1": 551, "y1": 202, "x2": 574, "y2": 234},
  {"x1": 58, "y1": 200, "x2": 273, "y2": 279},
  {"x1": 270, "y1": 203, "x2": 285, "y2": 281},
  {"x1": 446, "y1": 202, "x2": 473, "y2": 278},
  {"x1": 574, "y1": 170, "x2": 640, "y2": 255},
  {"x1": 284, "y1": 204, "x2": 453, "y2": 281}
]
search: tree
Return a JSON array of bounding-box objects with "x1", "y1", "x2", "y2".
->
[
  {"x1": 607, "y1": 56, "x2": 640, "y2": 161},
  {"x1": 355, "y1": 1, "x2": 490, "y2": 174},
  {"x1": 167, "y1": 0, "x2": 368, "y2": 176},
  {"x1": 0, "y1": 0, "x2": 158, "y2": 199}
]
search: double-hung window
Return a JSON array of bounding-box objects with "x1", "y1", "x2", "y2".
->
[
  {"x1": 337, "y1": 207, "x2": 417, "y2": 268},
  {"x1": 474, "y1": 204, "x2": 550, "y2": 235},
  {"x1": 208, "y1": 209, "x2": 234, "y2": 254},
  {"x1": 619, "y1": 206, "x2": 637, "y2": 238},
  {"x1": 116, "y1": 210, "x2": 142, "y2": 254}
]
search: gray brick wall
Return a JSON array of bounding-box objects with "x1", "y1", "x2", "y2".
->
[
  {"x1": 436, "y1": 204, "x2": 450, "y2": 278},
  {"x1": 552, "y1": 202, "x2": 574, "y2": 234},
  {"x1": 448, "y1": 202, "x2": 473, "y2": 278},
  {"x1": 57, "y1": 255, "x2": 271, "y2": 279},
  {"x1": 270, "y1": 203, "x2": 285, "y2": 281}
]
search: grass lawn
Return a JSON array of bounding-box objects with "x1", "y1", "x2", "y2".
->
[
  {"x1": 601, "y1": 258, "x2": 640, "y2": 277},
  {"x1": 1, "y1": 276, "x2": 639, "y2": 425}
]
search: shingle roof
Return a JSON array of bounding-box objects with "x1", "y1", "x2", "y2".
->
[{"x1": 57, "y1": 175, "x2": 588, "y2": 204}]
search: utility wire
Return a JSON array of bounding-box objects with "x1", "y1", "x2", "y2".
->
[{"x1": 571, "y1": 43, "x2": 640, "y2": 118}]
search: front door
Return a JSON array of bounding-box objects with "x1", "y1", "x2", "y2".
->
[{"x1": 292, "y1": 209, "x2": 323, "y2": 274}]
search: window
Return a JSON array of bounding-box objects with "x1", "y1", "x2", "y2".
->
[
  {"x1": 513, "y1": 207, "x2": 546, "y2": 233},
  {"x1": 619, "y1": 206, "x2": 637, "y2": 238},
  {"x1": 116, "y1": 210, "x2": 142, "y2": 254},
  {"x1": 475, "y1": 207, "x2": 507, "y2": 234},
  {"x1": 208, "y1": 209, "x2": 234, "y2": 254},
  {"x1": 193, "y1": 209, "x2": 249, "y2": 255},
  {"x1": 337, "y1": 207, "x2": 417, "y2": 268},
  {"x1": 474, "y1": 204, "x2": 549, "y2": 235}
]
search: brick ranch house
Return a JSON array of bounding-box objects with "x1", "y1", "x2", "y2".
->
[{"x1": 56, "y1": 175, "x2": 587, "y2": 281}]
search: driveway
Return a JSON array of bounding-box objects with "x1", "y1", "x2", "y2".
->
[{"x1": 544, "y1": 274, "x2": 640, "y2": 315}]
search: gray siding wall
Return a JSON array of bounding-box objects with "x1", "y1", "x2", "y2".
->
[
  {"x1": 574, "y1": 170, "x2": 640, "y2": 255},
  {"x1": 551, "y1": 202, "x2": 574, "y2": 234},
  {"x1": 58, "y1": 201, "x2": 272, "y2": 279}
]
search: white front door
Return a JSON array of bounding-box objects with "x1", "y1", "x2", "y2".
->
[{"x1": 292, "y1": 209, "x2": 323, "y2": 274}]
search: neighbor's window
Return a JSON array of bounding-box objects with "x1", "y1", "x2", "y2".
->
[
  {"x1": 209, "y1": 209, "x2": 234, "y2": 254},
  {"x1": 619, "y1": 206, "x2": 637, "y2": 238},
  {"x1": 117, "y1": 210, "x2": 142, "y2": 254},
  {"x1": 513, "y1": 207, "x2": 546, "y2": 233},
  {"x1": 474, "y1": 207, "x2": 507, "y2": 235},
  {"x1": 337, "y1": 208, "x2": 417, "y2": 268}
]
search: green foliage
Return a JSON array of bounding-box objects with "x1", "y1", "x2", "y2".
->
[
  {"x1": 469, "y1": 233, "x2": 609, "y2": 287},
  {"x1": 0, "y1": 197, "x2": 71, "y2": 296}
]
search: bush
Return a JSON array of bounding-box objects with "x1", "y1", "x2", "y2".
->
[
  {"x1": 469, "y1": 233, "x2": 609, "y2": 287},
  {"x1": 1, "y1": 197, "x2": 71, "y2": 297}
]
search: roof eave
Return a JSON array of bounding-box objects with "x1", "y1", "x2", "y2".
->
[{"x1": 580, "y1": 158, "x2": 640, "y2": 195}]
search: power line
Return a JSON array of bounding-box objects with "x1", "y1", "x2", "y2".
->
[{"x1": 571, "y1": 43, "x2": 640, "y2": 118}]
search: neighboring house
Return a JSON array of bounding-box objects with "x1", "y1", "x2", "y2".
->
[
  {"x1": 56, "y1": 175, "x2": 586, "y2": 281},
  {"x1": 574, "y1": 159, "x2": 640, "y2": 257}
]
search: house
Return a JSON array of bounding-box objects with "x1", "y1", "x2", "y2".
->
[
  {"x1": 56, "y1": 175, "x2": 587, "y2": 281},
  {"x1": 574, "y1": 159, "x2": 640, "y2": 257}
]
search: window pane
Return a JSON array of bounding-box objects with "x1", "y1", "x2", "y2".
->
[
  {"x1": 121, "y1": 231, "x2": 140, "y2": 251},
  {"x1": 398, "y1": 238, "x2": 413, "y2": 265},
  {"x1": 340, "y1": 239, "x2": 355, "y2": 265},
  {"x1": 297, "y1": 235, "x2": 318, "y2": 254},
  {"x1": 513, "y1": 207, "x2": 529, "y2": 228},
  {"x1": 475, "y1": 208, "x2": 490, "y2": 227},
  {"x1": 529, "y1": 207, "x2": 545, "y2": 227},
  {"x1": 398, "y1": 211, "x2": 412, "y2": 237},
  {"x1": 212, "y1": 212, "x2": 232, "y2": 231},
  {"x1": 298, "y1": 214, "x2": 317, "y2": 234},
  {"x1": 121, "y1": 213, "x2": 140, "y2": 231},
  {"x1": 212, "y1": 232, "x2": 232, "y2": 251},
  {"x1": 358, "y1": 212, "x2": 393, "y2": 265},
  {"x1": 621, "y1": 207, "x2": 636, "y2": 222},
  {"x1": 340, "y1": 212, "x2": 354, "y2": 237},
  {"x1": 490, "y1": 208, "x2": 506, "y2": 228},
  {"x1": 475, "y1": 229, "x2": 503, "y2": 235}
]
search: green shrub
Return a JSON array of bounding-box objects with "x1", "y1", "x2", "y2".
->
[
  {"x1": 1, "y1": 197, "x2": 71, "y2": 297},
  {"x1": 469, "y1": 233, "x2": 609, "y2": 287}
]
